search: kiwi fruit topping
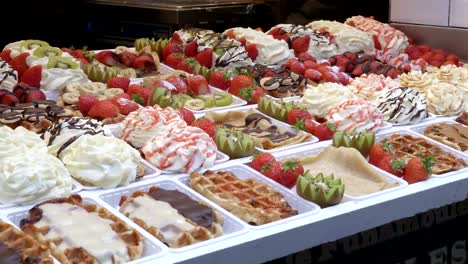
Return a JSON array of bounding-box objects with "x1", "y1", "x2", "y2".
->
[
  {"x1": 84, "y1": 64, "x2": 119, "y2": 83},
  {"x1": 47, "y1": 57, "x2": 79, "y2": 70},
  {"x1": 33, "y1": 46, "x2": 63, "y2": 58},
  {"x1": 215, "y1": 126, "x2": 256, "y2": 159},
  {"x1": 198, "y1": 91, "x2": 233, "y2": 108},
  {"x1": 20, "y1": 40, "x2": 50, "y2": 50},
  {"x1": 296, "y1": 171, "x2": 345, "y2": 208}
]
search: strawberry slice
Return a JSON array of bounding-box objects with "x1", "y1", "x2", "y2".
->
[
  {"x1": 21, "y1": 65, "x2": 42, "y2": 88},
  {"x1": 10, "y1": 53, "x2": 30, "y2": 77},
  {"x1": 194, "y1": 48, "x2": 213, "y2": 68},
  {"x1": 187, "y1": 75, "x2": 210, "y2": 95},
  {"x1": 118, "y1": 51, "x2": 137, "y2": 67},
  {"x1": 88, "y1": 99, "x2": 119, "y2": 119},
  {"x1": 0, "y1": 50, "x2": 12, "y2": 64},
  {"x1": 184, "y1": 41, "x2": 198, "y2": 57},
  {"x1": 96, "y1": 51, "x2": 121, "y2": 66},
  {"x1": 246, "y1": 44, "x2": 258, "y2": 61},
  {"x1": 133, "y1": 54, "x2": 156, "y2": 73}
]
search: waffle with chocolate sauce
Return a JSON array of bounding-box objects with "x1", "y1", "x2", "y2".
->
[
  {"x1": 190, "y1": 170, "x2": 298, "y2": 225},
  {"x1": 20, "y1": 195, "x2": 144, "y2": 263},
  {"x1": 0, "y1": 100, "x2": 77, "y2": 133},
  {"x1": 0, "y1": 220, "x2": 53, "y2": 264},
  {"x1": 120, "y1": 187, "x2": 223, "y2": 248}
]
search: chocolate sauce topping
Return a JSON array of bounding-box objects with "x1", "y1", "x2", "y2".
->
[
  {"x1": 149, "y1": 188, "x2": 214, "y2": 228},
  {"x1": 0, "y1": 101, "x2": 65, "y2": 124},
  {"x1": 0, "y1": 242, "x2": 22, "y2": 264}
]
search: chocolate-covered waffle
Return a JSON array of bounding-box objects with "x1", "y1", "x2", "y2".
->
[
  {"x1": 205, "y1": 109, "x2": 312, "y2": 149},
  {"x1": 20, "y1": 195, "x2": 144, "y2": 263},
  {"x1": 120, "y1": 187, "x2": 223, "y2": 248},
  {"x1": 190, "y1": 170, "x2": 298, "y2": 225}
]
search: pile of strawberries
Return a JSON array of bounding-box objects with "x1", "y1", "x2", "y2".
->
[
  {"x1": 328, "y1": 52, "x2": 398, "y2": 79},
  {"x1": 268, "y1": 28, "x2": 314, "y2": 55},
  {"x1": 286, "y1": 107, "x2": 335, "y2": 141},
  {"x1": 404, "y1": 44, "x2": 460, "y2": 69},
  {"x1": 369, "y1": 139, "x2": 434, "y2": 184},
  {"x1": 250, "y1": 153, "x2": 304, "y2": 188}
]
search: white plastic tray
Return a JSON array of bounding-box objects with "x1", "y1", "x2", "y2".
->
[
  {"x1": 376, "y1": 128, "x2": 468, "y2": 178},
  {"x1": 97, "y1": 178, "x2": 248, "y2": 253},
  {"x1": 179, "y1": 164, "x2": 321, "y2": 229},
  {"x1": 4, "y1": 194, "x2": 166, "y2": 264},
  {"x1": 409, "y1": 119, "x2": 468, "y2": 157},
  {"x1": 0, "y1": 179, "x2": 83, "y2": 209},
  {"x1": 271, "y1": 144, "x2": 408, "y2": 201}
]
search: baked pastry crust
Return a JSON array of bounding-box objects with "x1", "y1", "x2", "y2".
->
[
  {"x1": 20, "y1": 194, "x2": 144, "y2": 264},
  {"x1": 424, "y1": 123, "x2": 468, "y2": 152},
  {"x1": 190, "y1": 170, "x2": 298, "y2": 225}
]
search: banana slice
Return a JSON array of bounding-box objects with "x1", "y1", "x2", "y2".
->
[
  {"x1": 62, "y1": 92, "x2": 80, "y2": 105},
  {"x1": 91, "y1": 82, "x2": 108, "y2": 94},
  {"x1": 118, "y1": 68, "x2": 137, "y2": 79},
  {"x1": 104, "y1": 88, "x2": 124, "y2": 99},
  {"x1": 80, "y1": 83, "x2": 102, "y2": 95},
  {"x1": 184, "y1": 99, "x2": 206, "y2": 111},
  {"x1": 65, "y1": 82, "x2": 82, "y2": 94}
]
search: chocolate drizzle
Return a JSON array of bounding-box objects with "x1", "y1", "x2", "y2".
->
[
  {"x1": 0, "y1": 100, "x2": 65, "y2": 124},
  {"x1": 377, "y1": 87, "x2": 428, "y2": 124},
  {"x1": 195, "y1": 32, "x2": 249, "y2": 67},
  {"x1": 148, "y1": 188, "x2": 214, "y2": 228},
  {"x1": 0, "y1": 60, "x2": 18, "y2": 87},
  {"x1": 41, "y1": 117, "x2": 107, "y2": 157}
]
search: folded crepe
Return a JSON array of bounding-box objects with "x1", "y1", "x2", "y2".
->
[
  {"x1": 205, "y1": 109, "x2": 312, "y2": 149},
  {"x1": 295, "y1": 146, "x2": 400, "y2": 197}
]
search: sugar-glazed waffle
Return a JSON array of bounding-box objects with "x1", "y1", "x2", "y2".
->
[
  {"x1": 423, "y1": 123, "x2": 468, "y2": 152},
  {"x1": 20, "y1": 194, "x2": 144, "y2": 263},
  {"x1": 0, "y1": 220, "x2": 53, "y2": 264},
  {"x1": 386, "y1": 134, "x2": 466, "y2": 174},
  {"x1": 190, "y1": 170, "x2": 298, "y2": 225},
  {"x1": 119, "y1": 186, "x2": 223, "y2": 248}
]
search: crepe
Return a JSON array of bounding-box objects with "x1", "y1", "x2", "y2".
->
[
  {"x1": 295, "y1": 146, "x2": 399, "y2": 197},
  {"x1": 205, "y1": 109, "x2": 312, "y2": 149}
]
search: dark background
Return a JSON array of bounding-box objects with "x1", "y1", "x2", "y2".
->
[{"x1": 1, "y1": 0, "x2": 389, "y2": 49}]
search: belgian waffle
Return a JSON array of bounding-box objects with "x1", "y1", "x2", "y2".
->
[
  {"x1": 20, "y1": 194, "x2": 144, "y2": 263},
  {"x1": 386, "y1": 134, "x2": 466, "y2": 174},
  {"x1": 0, "y1": 220, "x2": 53, "y2": 264},
  {"x1": 190, "y1": 170, "x2": 298, "y2": 225},
  {"x1": 119, "y1": 187, "x2": 223, "y2": 248},
  {"x1": 424, "y1": 123, "x2": 468, "y2": 152}
]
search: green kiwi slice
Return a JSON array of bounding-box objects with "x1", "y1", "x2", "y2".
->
[
  {"x1": 33, "y1": 46, "x2": 63, "y2": 58},
  {"x1": 47, "y1": 57, "x2": 79, "y2": 69},
  {"x1": 20, "y1": 40, "x2": 50, "y2": 50}
]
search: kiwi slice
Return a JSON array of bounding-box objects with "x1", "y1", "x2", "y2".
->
[
  {"x1": 184, "y1": 99, "x2": 205, "y2": 110},
  {"x1": 84, "y1": 64, "x2": 119, "y2": 83},
  {"x1": 33, "y1": 46, "x2": 63, "y2": 58},
  {"x1": 47, "y1": 57, "x2": 79, "y2": 69},
  {"x1": 20, "y1": 40, "x2": 50, "y2": 50},
  {"x1": 198, "y1": 91, "x2": 233, "y2": 108},
  {"x1": 172, "y1": 94, "x2": 192, "y2": 108}
]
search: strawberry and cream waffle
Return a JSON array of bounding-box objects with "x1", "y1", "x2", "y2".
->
[
  {"x1": 120, "y1": 105, "x2": 187, "y2": 148},
  {"x1": 326, "y1": 99, "x2": 384, "y2": 132},
  {"x1": 224, "y1": 27, "x2": 294, "y2": 65},
  {"x1": 306, "y1": 20, "x2": 374, "y2": 55},
  {"x1": 351, "y1": 73, "x2": 400, "y2": 104},
  {"x1": 142, "y1": 126, "x2": 217, "y2": 173},
  {"x1": 345, "y1": 15, "x2": 409, "y2": 52},
  {"x1": 267, "y1": 24, "x2": 339, "y2": 59}
]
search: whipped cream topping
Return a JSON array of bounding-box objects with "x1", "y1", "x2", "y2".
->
[
  {"x1": 298, "y1": 83, "x2": 356, "y2": 118},
  {"x1": 425, "y1": 82, "x2": 465, "y2": 116},
  {"x1": 399, "y1": 71, "x2": 435, "y2": 92},
  {"x1": 345, "y1": 16, "x2": 409, "y2": 52},
  {"x1": 0, "y1": 60, "x2": 18, "y2": 91},
  {"x1": 223, "y1": 27, "x2": 294, "y2": 65},
  {"x1": 42, "y1": 117, "x2": 112, "y2": 157},
  {"x1": 326, "y1": 99, "x2": 384, "y2": 132},
  {"x1": 120, "y1": 106, "x2": 187, "y2": 148},
  {"x1": 60, "y1": 134, "x2": 141, "y2": 188},
  {"x1": 377, "y1": 87, "x2": 429, "y2": 125},
  {"x1": 36, "y1": 202, "x2": 130, "y2": 263},
  {"x1": 142, "y1": 126, "x2": 217, "y2": 173},
  {"x1": 267, "y1": 24, "x2": 339, "y2": 59},
  {"x1": 0, "y1": 126, "x2": 48, "y2": 161},
  {"x1": 0, "y1": 153, "x2": 73, "y2": 205},
  {"x1": 40, "y1": 68, "x2": 89, "y2": 93},
  {"x1": 307, "y1": 20, "x2": 374, "y2": 54},
  {"x1": 351, "y1": 73, "x2": 400, "y2": 104}
]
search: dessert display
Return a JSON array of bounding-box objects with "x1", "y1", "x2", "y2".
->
[
  {"x1": 306, "y1": 20, "x2": 374, "y2": 55},
  {"x1": 119, "y1": 187, "x2": 223, "y2": 248},
  {"x1": 189, "y1": 170, "x2": 298, "y2": 225},
  {"x1": 0, "y1": 59, "x2": 18, "y2": 91},
  {"x1": 297, "y1": 83, "x2": 356, "y2": 118},
  {"x1": 332, "y1": 130, "x2": 375, "y2": 158},
  {"x1": 385, "y1": 134, "x2": 465, "y2": 175},
  {"x1": 296, "y1": 171, "x2": 345, "y2": 208},
  {"x1": 0, "y1": 220, "x2": 53, "y2": 263},
  {"x1": 423, "y1": 123, "x2": 468, "y2": 153},
  {"x1": 267, "y1": 24, "x2": 339, "y2": 59},
  {"x1": 0, "y1": 126, "x2": 74, "y2": 205},
  {"x1": 142, "y1": 126, "x2": 217, "y2": 173},
  {"x1": 351, "y1": 73, "x2": 400, "y2": 103},
  {"x1": 20, "y1": 195, "x2": 144, "y2": 263},
  {"x1": 456, "y1": 112, "x2": 468, "y2": 125},
  {"x1": 345, "y1": 16, "x2": 409, "y2": 52},
  {"x1": 214, "y1": 127, "x2": 256, "y2": 159},
  {"x1": 295, "y1": 146, "x2": 400, "y2": 197},
  {"x1": 0, "y1": 100, "x2": 75, "y2": 133},
  {"x1": 376, "y1": 87, "x2": 429, "y2": 125},
  {"x1": 325, "y1": 99, "x2": 384, "y2": 132},
  {"x1": 205, "y1": 109, "x2": 312, "y2": 149},
  {"x1": 224, "y1": 27, "x2": 294, "y2": 65}
]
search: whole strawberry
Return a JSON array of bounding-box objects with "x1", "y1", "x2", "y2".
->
[
  {"x1": 238, "y1": 86, "x2": 264, "y2": 104},
  {"x1": 107, "y1": 77, "x2": 130, "y2": 92},
  {"x1": 314, "y1": 123, "x2": 335, "y2": 141},
  {"x1": 251, "y1": 152, "x2": 276, "y2": 172},
  {"x1": 403, "y1": 156, "x2": 434, "y2": 184},
  {"x1": 209, "y1": 71, "x2": 231, "y2": 90},
  {"x1": 88, "y1": 100, "x2": 119, "y2": 119},
  {"x1": 191, "y1": 118, "x2": 217, "y2": 138},
  {"x1": 368, "y1": 139, "x2": 394, "y2": 166},
  {"x1": 229, "y1": 75, "x2": 254, "y2": 96},
  {"x1": 376, "y1": 156, "x2": 406, "y2": 177},
  {"x1": 261, "y1": 161, "x2": 282, "y2": 182},
  {"x1": 287, "y1": 107, "x2": 312, "y2": 126},
  {"x1": 280, "y1": 160, "x2": 304, "y2": 188},
  {"x1": 21, "y1": 65, "x2": 42, "y2": 88}
]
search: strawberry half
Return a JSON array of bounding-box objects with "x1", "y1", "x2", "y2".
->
[
  {"x1": 21, "y1": 65, "x2": 42, "y2": 88},
  {"x1": 96, "y1": 51, "x2": 121, "y2": 66},
  {"x1": 194, "y1": 48, "x2": 213, "y2": 68}
]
